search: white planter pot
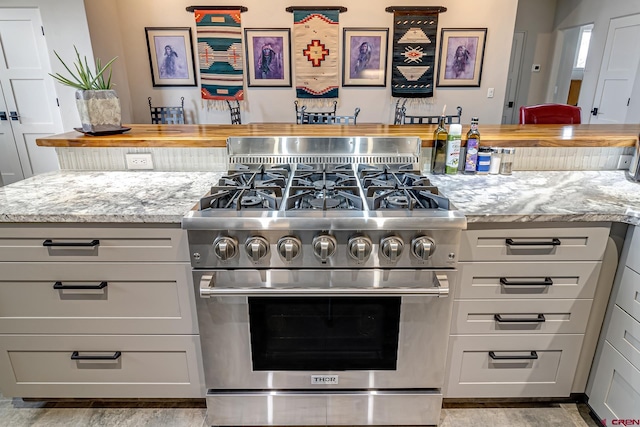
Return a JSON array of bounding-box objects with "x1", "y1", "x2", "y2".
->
[{"x1": 75, "y1": 90, "x2": 122, "y2": 133}]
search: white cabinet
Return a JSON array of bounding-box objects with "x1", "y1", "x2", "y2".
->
[
  {"x1": 446, "y1": 222, "x2": 612, "y2": 398},
  {"x1": 588, "y1": 226, "x2": 640, "y2": 421},
  {"x1": 0, "y1": 224, "x2": 204, "y2": 398}
]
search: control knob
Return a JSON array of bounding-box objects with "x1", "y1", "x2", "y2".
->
[
  {"x1": 348, "y1": 234, "x2": 373, "y2": 262},
  {"x1": 245, "y1": 236, "x2": 270, "y2": 262},
  {"x1": 213, "y1": 236, "x2": 238, "y2": 261},
  {"x1": 411, "y1": 236, "x2": 436, "y2": 261},
  {"x1": 312, "y1": 234, "x2": 337, "y2": 263},
  {"x1": 277, "y1": 236, "x2": 302, "y2": 262},
  {"x1": 380, "y1": 236, "x2": 404, "y2": 262}
]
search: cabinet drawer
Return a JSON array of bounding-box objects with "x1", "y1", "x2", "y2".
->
[
  {"x1": 0, "y1": 334, "x2": 204, "y2": 398},
  {"x1": 624, "y1": 225, "x2": 640, "y2": 276},
  {"x1": 0, "y1": 263, "x2": 197, "y2": 334},
  {"x1": 588, "y1": 341, "x2": 640, "y2": 422},
  {"x1": 616, "y1": 266, "x2": 640, "y2": 323},
  {"x1": 456, "y1": 261, "x2": 601, "y2": 299},
  {"x1": 451, "y1": 299, "x2": 593, "y2": 335},
  {"x1": 445, "y1": 334, "x2": 583, "y2": 398},
  {"x1": 460, "y1": 226, "x2": 610, "y2": 262},
  {"x1": 0, "y1": 226, "x2": 188, "y2": 262},
  {"x1": 606, "y1": 305, "x2": 640, "y2": 371}
]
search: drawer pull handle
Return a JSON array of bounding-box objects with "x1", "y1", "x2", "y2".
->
[
  {"x1": 489, "y1": 351, "x2": 538, "y2": 360},
  {"x1": 500, "y1": 277, "x2": 553, "y2": 286},
  {"x1": 54, "y1": 281, "x2": 108, "y2": 290},
  {"x1": 494, "y1": 314, "x2": 546, "y2": 323},
  {"x1": 43, "y1": 239, "x2": 100, "y2": 247},
  {"x1": 71, "y1": 351, "x2": 121, "y2": 361},
  {"x1": 505, "y1": 238, "x2": 561, "y2": 247}
]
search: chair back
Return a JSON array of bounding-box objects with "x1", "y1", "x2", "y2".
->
[
  {"x1": 226, "y1": 100, "x2": 241, "y2": 125},
  {"x1": 404, "y1": 106, "x2": 462, "y2": 125},
  {"x1": 295, "y1": 100, "x2": 337, "y2": 124},
  {"x1": 393, "y1": 99, "x2": 407, "y2": 125},
  {"x1": 519, "y1": 103, "x2": 581, "y2": 124},
  {"x1": 300, "y1": 107, "x2": 360, "y2": 125},
  {"x1": 148, "y1": 97, "x2": 185, "y2": 124}
]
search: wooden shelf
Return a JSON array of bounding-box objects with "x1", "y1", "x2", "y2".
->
[{"x1": 36, "y1": 124, "x2": 640, "y2": 149}]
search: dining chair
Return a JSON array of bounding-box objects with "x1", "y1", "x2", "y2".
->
[
  {"x1": 148, "y1": 97, "x2": 185, "y2": 124},
  {"x1": 226, "y1": 100, "x2": 241, "y2": 125},
  {"x1": 295, "y1": 100, "x2": 337, "y2": 124},
  {"x1": 519, "y1": 103, "x2": 582, "y2": 124},
  {"x1": 404, "y1": 106, "x2": 463, "y2": 125},
  {"x1": 300, "y1": 107, "x2": 360, "y2": 125},
  {"x1": 393, "y1": 99, "x2": 407, "y2": 125}
]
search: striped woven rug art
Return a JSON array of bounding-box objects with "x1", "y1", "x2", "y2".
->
[
  {"x1": 293, "y1": 9, "x2": 339, "y2": 105},
  {"x1": 195, "y1": 9, "x2": 244, "y2": 108},
  {"x1": 391, "y1": 11, "x2": 439, "y2": 98}
]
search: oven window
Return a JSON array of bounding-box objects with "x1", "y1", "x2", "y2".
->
[{"x1": 248, "y1": 297, "x2": 401, "y2": 371}]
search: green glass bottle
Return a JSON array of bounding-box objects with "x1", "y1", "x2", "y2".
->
[{"x1": 431, "y1": 114, "x2": 448, "y2": 174}]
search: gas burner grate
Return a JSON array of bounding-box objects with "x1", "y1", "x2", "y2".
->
[
  {"x1": 200, "y1": 187, "x2": 280, "y2": 211},
  {"x1": 369, "y1": 188, "x2": 450, "y2": 211}
]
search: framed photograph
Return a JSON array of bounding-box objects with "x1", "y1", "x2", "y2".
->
[
  {"x1": 342, "y1": 28, "x2": 389, "y2": 87},
  {"x1": 145, "y1": 27, "x2": 197, "y2": 87},
  {"x1": 436, "y1": 28, "x2": 487, "y2": 87},
  {"x1": 244, "y1": 28, "x2": 292, "y2": 87}
]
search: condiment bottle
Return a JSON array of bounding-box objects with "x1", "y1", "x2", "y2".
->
[
  {"x1": 431, "y1": 113, "x2": 448, "y2": 174},
  {"x1": 477, "y1": 147, "x2": 491, "y2": 174},
  {"x1": 489, "y1": 147, "x2": 503, "y2": 175},
  {"x1": 464, "y1": 117, "x2": 480, "y2": 174},
  {"x1": 500, "y1": 148, "x2": 515, "y2": 175},
  {"x1": 445, "y1": 124, "x2": 462, "y2": 174}
]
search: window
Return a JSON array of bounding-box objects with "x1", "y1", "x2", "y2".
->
[{"x1": 575, "y1": 24, "x2": 593, "y2": 69}]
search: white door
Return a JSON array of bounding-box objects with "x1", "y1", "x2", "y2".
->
[
  {"x1": 0, "y1": 7, "x2": 62, "y2": 184},
  {"x1": 502, "y1": 31, "x2": 525, "y2": 124},
  {"x1": 590, "y1": 14, "x2": 640, "y2": 124}
]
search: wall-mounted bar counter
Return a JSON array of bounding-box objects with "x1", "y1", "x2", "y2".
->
[{"x1": 37, "y1": 124, "x2": 640, "y2": 148}]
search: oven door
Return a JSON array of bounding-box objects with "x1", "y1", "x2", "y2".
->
[{"x1": 194, "y1": 269, "x2": 455, "y2": 390}]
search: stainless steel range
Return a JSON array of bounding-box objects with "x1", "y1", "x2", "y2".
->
[{"x1": 182, "y1": 136, "x2": 466, "y2": 426}]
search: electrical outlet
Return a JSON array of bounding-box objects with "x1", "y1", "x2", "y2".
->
[
  {"x1": 617, "y1": 154, "x2": 633, "y2": 169},
  {"x1": 125, "y1": 153, "x2": 154, "y2": 170}
]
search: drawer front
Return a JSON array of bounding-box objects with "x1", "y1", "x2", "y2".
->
[
  {"x1": 588, "y1": 341, "x2": 640, "y2": 422},
  {"x1": 451, "y1": 299, "x2": 593, "y2": 335},
  {"x1": 460, "y1": 226, "x2": 610, "y2": 262},
  {"x1": 0, "y1": 263, "x2": 197, "y2": 334},
  {"x1": 445, "y1": 334, "x2": 583, "y2": 398},
  {"x1": 456, "y1": 261, "x2": 601, "y2": 299},
  {"x1": 0, "y1": 334, "x2": 204, "y2": 398},
  {"x1": 624, "y1": 225, "x2": 640, "y2": 276},
  {"x1": 616, "y1": 266, "x2": 640, "y2": 323},
  {"x1": 0, "y1": 226, "x2": 188, "y2": 262},
  {"x1": 606, "y1": 305, "x2": 640, "y2": 371}
]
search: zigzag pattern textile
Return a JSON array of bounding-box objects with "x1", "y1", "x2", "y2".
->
[
  {"x1": 391, "y1": 11, "x2": 438, "y2": 98},
  {"x1": 195, "y1": 9, "x2": 244, "y2": 108},
  {"x1": 293, "y1": 9, "x2": 339, "y2": 105}
]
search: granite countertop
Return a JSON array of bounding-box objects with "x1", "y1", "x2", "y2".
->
[
  {"x1": 0, "y1": 171, "x2": 223, "y2": 223},
  {"x1": 1, "y1": 170, "x2": 640, "y2": 225}
]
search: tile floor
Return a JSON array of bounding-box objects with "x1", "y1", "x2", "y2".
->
[{"x1": 0, "y1": 394, "x2": 602, "y2": 427}]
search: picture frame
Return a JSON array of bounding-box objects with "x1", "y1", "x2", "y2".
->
[
  {"x1": 244, "y1": 28, "x2": 292, "y2": 87},
  {"x1": 436, "y1": 28, "x2": 487, "y2": 87},
  {"x1": 145, "y1": 27, "x2": 197, "y2": 87},
  {"x1": 342, "y1": 28, "x2": 389, "y2": 87}
]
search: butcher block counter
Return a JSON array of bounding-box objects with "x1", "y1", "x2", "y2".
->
[{"x1": 36, "y1": 123, "x2": 640, "y2": 148}]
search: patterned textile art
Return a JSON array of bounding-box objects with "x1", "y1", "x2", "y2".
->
[
  {"x1": 293, "y1": 10, "x2": 339, "y2": 105},
  {"x1": 391, "y1": 11, "x2": 439, "y2": 98},
  {"x1": 195, "y1": 9, "x2": 244, "y2": 108}
]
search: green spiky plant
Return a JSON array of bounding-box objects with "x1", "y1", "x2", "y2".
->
[{"x1": 49, "y1": 46, "x2": 117, "y2": 90}]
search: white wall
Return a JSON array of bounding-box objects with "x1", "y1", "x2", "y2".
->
[
  {"x1": 553, "y1": 0, "x2": 640, "y2": 123},
  {"x1": 0, "y1": 0, "x2": 94, "y2": 130},
  {"x1": 84, "y1": 0, "x2": 518, "y2": 125},
  {"x1": 513, "y1": 0, "x2": 557, "y2": 112}
]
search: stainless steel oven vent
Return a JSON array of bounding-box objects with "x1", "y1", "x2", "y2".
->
[{"x1": 226, "y1": 136, "x2": 422, "y2": 168}]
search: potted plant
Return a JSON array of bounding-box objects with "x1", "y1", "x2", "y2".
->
[{"x1": 50, "y1": 46, "x2": 121, "y2": 133}]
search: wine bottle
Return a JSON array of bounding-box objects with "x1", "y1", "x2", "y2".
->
[{"x1": 431, "y1": 114, "x2": 448, "y2": 174}]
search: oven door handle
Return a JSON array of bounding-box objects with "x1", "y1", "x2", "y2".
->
[{"x1": 199, "y1": 274, "x2": 450, "y2": 298}]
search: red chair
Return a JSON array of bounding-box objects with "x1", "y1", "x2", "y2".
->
[{"x1": 519, "y1": 103, "x2": 582, "y2": 124}]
